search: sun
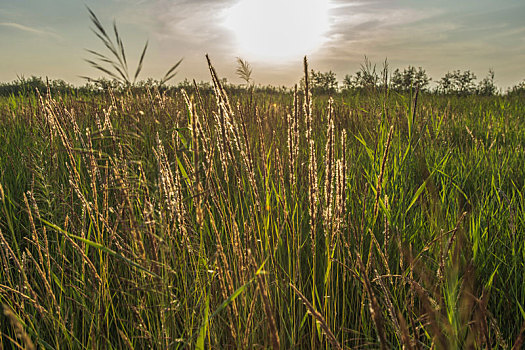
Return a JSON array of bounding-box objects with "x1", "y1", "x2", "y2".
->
[{"x1": 223, "y1": 0, "x2": 331, "y2": 62}]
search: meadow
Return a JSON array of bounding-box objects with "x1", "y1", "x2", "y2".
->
[{"x1": 0, "y1": 58, "x2": 524, "y2": 349}]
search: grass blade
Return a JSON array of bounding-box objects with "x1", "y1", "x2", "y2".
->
[
  {"x1": 113, "y1": 20, "x2": 128, "y2": 72},
  {"x1": 160, "y1": 58, "x2": 183, "y2": 85},
  {"x1": 289, "y1": 283, "x2": 342, "y2": 350},
  {"x1": 39, "y1": 218, "x2": 159, "y2": 278},
  {"x1": 133, "y1": 40, "x2": 148, "y2": 83},
  {"x1": 196, "y1": 294, "x2": 210, "y2": 350}
]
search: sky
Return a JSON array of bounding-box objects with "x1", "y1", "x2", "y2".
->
[{"x1": 1, "y1": 0, "x2": 524, "y2": 89}]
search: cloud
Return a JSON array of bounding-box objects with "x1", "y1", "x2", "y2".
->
[
  {"x1": 305, "y1": 1, "x2": 439, "y2": 68},
  {"x1": 0, "y1": 22, "x2": 61, "y2": 40},
  {"x1": 68, "y1": 0, "x2": 523, "y2": 87},
  {"x1": 145, "y1": 0, "x2": 236, "y2": 51},
  {"x1": 326, "y1": 1, "x2": 439, "y2": 43}
]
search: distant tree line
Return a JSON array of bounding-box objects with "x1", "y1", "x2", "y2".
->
[
  {"x1": 0, "y1": 76, "x2": 77, "y2": 96},
  {"x1": 1, "y1": 67, "x2": 524, "y2": 97},
  {"x1": 299, "y1": 57, "x2": 521, "y2": 96},
  {"x1": 0, "y1": 76, "x2": 292, "y2": 97}
]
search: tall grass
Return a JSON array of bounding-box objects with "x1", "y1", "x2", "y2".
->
[{"x1": 0, "y1": 58, "x2": 524, "y2": 349}]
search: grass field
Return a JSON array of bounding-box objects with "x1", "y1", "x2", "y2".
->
[{"x1": 0, "y1": 59, "x2": 524, "y2": 349}]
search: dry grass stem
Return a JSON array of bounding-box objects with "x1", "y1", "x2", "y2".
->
[{"x1": 289, "y1": 283, "x2": 342, "y2": 350}]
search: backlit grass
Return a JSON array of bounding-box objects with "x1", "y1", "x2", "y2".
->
[{"x1": 0, "y1": 59, "x2": 524, "y2": 349}]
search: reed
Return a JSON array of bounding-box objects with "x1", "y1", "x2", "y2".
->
[{"x1": 0, "y1": 56, "x2": 524, "y2": 349}]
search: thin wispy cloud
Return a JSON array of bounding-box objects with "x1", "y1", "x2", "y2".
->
[
  {"x1": 0, "y1": 21, "x2": 61, "y2": 40},
  {"x1": 0, "y1": 0, "x2": 523, "y2": 87},
  {"x1": 144, "y1": 0, "x2": 437, "y2": 61},
  {"x1": 148, "y1": 0, "x2": 234, "y2": 49},
  {"x1": 111, "y1": 0, "x2": 522, "y2": 87},
  {"x1": 326, "y1": 1, "x2": 440, "y2": 44}
]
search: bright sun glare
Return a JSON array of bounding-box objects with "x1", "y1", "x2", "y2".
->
[{"x1": 223, "y1": 0, "x2": 331, "y2": 62}]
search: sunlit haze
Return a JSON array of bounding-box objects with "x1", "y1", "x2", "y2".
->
[
  {"x1": 223, "y1": 0, "x2": 331, "y2": 62},
  {"x1": 0, "y1": 0, "x2": 524, "y2": 88}
]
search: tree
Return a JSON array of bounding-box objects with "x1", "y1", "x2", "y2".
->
[
  {"x1": 342, "y1": 72, "x2": 367, "y2": 90},
  {"x1": 438, "y1": 72, "x2": 454, "y2": 94},
  {"x1": 457, "y1": 70, "x2": 477, "y2": 95},
  {"x1": 507, "y1": 80, "x2": 525, "y2": 96},
  {"x1": 477, "y1": 69, "x2": 496, "y2": 96},
  {"x1": 391, "y1": 66, "x2": 431, "y2": 91},
  {"x1": 311, "y1": 70, "x2": 338, "y2": 94},
  {"x1": 301, "y1": 70, "x2": 338, "y2": 94},
  {"x1": 437, "y1": 70, "x2": 477, "y2": 95},
  {"x1": 342, "y1": 56, "x2": 382, "y2": 91}
]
